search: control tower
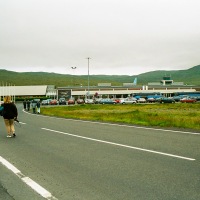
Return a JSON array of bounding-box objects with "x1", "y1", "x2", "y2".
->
[{"x1": 160, "y1": 75, "x2": 173, "y2": 85}]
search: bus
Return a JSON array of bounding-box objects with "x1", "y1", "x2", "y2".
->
[{"x1": 131, "y1": 92, "x2": 162, "y2": 99}]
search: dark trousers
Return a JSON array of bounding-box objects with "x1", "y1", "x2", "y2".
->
[{"x1": 33, "y1": 107, "x2": 36, "y2": 113}]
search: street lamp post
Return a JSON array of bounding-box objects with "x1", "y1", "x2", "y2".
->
[
  {"x1": 71, "y1": 66, "x2": 77, "y2": 86},
  {"x1": 86, "y1": 57, "x2": 91, "y2": 98}
]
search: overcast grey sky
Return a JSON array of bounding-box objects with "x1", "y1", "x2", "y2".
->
[{"x1": 0, "y1": 0, "x2": 200, "y2": 75}]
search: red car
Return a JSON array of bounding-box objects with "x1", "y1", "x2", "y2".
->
[
  {"x1": 49, "y1": 99, "x2": 58, "y2": 105},
  {"x1": 180, "y1": 98, "x2": 197, "y2": 103},
  {"x1": 68, "y1": 98, "x2": 75, "y2": 105},
  {"x1": 114, "y1": 98, "x2": 121, "y2": 103}
]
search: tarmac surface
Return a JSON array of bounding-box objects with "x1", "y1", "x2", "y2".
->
[
  {"x1": 0, "y1": 103, "x2": 200, "y2": 199},
  {"x1": 0, "y1": 184, "x2": 14, "y2": 200},
  {"x1": 0, "y1": 162, "x2": 45, "y2": 200}
]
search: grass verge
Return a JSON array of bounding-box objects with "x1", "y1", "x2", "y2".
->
[{"x1": 40, "y1": 103, "x2": 200, "y2": 131}]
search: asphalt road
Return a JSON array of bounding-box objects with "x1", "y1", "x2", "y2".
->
[{"x1": 0, "y1": 104, "x2": 200, "y2": 200}]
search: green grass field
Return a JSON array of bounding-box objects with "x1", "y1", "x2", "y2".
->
[{"x1": 40, "y1": 103, "x2": 200, "y2": 131}]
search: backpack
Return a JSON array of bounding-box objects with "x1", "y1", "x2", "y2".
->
[{"x1": 0, "y1": 106, "x2": 4, "y2": 116}]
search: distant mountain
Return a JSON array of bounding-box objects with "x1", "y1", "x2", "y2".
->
[
  {"x1": 0, "y1": 65, "x2": 199, "y2": 87},
  {"x1": 138, "y1": 65, "x2": 200, "y2": 85}
]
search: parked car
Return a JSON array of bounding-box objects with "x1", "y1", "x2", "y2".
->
[
  {"x1": 46, "y1": 99, "x2": 52, "y2": 105},
  {"x1": 85, "y1": 99, "x2": 94, "y2": 104},
  {"x1": 33, "y1": 98, "x2": 40, "y2": 102},
  {"x1": 120, "y1": 98, "x2": 137, "y2": 104},
  {"x1": 158, "y1": 97, "x2": 175, "y2": 103},
  {"x1": 68, "y1": 98, "x2": 75, "y2": 105},
  {"x1": 41, "y1": 100, "x2": 48, "y2": 105},
  {"x1": 99, "y1": 98, "x2": 116, "y2": 104},
  {"x1": 193, "y1": 96, "x2": 200, "y2": 101},
  {"x1": 94, "y1": 98, "x2": 102, "y2": 104},
  {"x1": 113, "y1": 98, "x2": 122, "y2": 104},
  {"x1": 180, "y1": 97, "x2": 197, "y2": 103},
  {"x1": 59, "y1": 98, "x2": 67, "y2": 105},
  {"x1": 172, "y1": 96, "x2": 182, "y2": 102},
  {"x1": 137, "y1": 98, "x2": 146, "y2": 103},
  {"x1": 147, "y1": 98, "x2": 156, "y2": 103},
  {"x1": 49, "y1": 99, "x2": 58, "y2": 105},
  {"x1": 77, "y1": 98, "x2": 85, "y2": 104},
  {"x1": 190, "y1": 96, "x2": 200, "y2": 101}
]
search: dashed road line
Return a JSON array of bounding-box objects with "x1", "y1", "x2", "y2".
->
[
  {"x1": 0, "y1": 156, "x2": 58, "y2": 200},
  {"x1": 42, "y1": 128, "x2": 196, "y2": 161}
]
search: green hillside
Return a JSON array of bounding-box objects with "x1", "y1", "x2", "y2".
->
[
  {"x1": 0, "y1": 65, "x2": 199, "y2": 87},
  {"x1": 138, "y1": 65, "x2": 200, "y2": 85}
]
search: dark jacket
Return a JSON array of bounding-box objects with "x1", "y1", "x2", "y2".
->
[
  {"x1": 27, "y1": 100, "x2": 31, "y2": 107},
  {"x1": 2, "y1": 103, "x2": 18, "y2": 119},
  {"x1": 37, "y1": 101, "x2": 40, "y2": 108}
]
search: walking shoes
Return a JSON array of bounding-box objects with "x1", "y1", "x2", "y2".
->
[{"x1": 7, "y1": 133, "x2": 16, "y2": 138}]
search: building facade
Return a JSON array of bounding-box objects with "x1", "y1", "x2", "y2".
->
[{"x1": 0, "y1": 75, "x2": 199, "y2": 101}]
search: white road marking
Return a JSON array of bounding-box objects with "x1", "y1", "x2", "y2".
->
[
  {"x1": 19, "y1": 122, "x2": 26, "y2": 125},
  {"x1": 75, "y1": 120, "x2": 200, "y2": 135},
  {"x1": 42, "y1": 128, "x2": 195, "y2": 161},
  {"x1": 0, "y1": 156, "x2": 58, "y2": 200},
  {"x1": 22, "y1": 177, "x2": 54, "y2": 199},
  {"x1": 0, "y1": 156, "x2": 21, "y2": 174}
]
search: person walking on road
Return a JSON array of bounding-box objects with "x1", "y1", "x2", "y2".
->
[
  {"x1": 27, "y1": 100, "x2": 31, "y2": 111},
  {"x1": 1, "y1": 96, "x2": 18, "y2": 138},
  {"x1": 23, "y1": 99, "x2": 27, "y2": 110},
  {"x1": 31, "y1": 99, "x2": 37, "y2": 114},
  {"x1": 37, "y1": 100, "x2": 41, "y2": 114}
]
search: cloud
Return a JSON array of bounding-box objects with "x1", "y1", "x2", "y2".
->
[{"x1": 0, "y1": 0, "x2": 200, "y2": 75}]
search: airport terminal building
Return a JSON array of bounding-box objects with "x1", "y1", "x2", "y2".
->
[{"x1": 0, "y1": 76, "x2": 199, "y2": 100}]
